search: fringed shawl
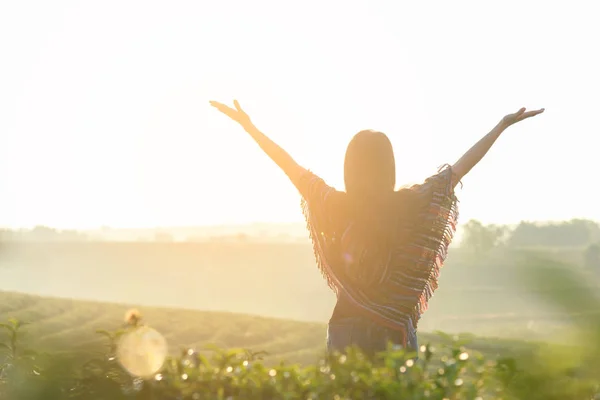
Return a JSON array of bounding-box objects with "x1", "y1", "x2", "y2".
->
[{"x1": 297, "y1": 165, "x2": 459, "y2": 347}]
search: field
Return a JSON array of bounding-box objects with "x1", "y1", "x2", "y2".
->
[
  {"x1": 1, "y1": 241, "x2": 598, "y2": 365},
  {"x1": 0, "y1": 291, "x2": 327, "y2": 365},
  {"x1": 0, "y1": 290, "x2": 543, "y2": 367}
]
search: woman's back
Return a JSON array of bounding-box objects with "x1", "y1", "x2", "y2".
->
[{"x1": 295, "y1": 166, "x2": 459, "y2": 350}]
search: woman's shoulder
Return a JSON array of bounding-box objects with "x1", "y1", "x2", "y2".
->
[{"x1": 398, "y1": 165, "x2": 458, "y2": 198}]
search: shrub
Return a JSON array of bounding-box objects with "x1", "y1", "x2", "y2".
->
[{"x1": 1, "y1": 318, "x2": 599, "y2": 400}]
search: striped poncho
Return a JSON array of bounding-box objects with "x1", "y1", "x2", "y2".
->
[{"x1": 295, "y1": 165, "x2": 459, "y2": 347}]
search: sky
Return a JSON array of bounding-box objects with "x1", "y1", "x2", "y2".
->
[{"x1": 0, "y1": 0, "x2": 598, "y2": 229}]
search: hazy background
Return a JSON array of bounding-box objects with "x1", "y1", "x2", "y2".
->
[
  {"x1": 1, "y1": 0, "x2": 600, "y2": 347},
  {"x1": 1, "y1": 0, "x2": 598, "y2": 230},
  {"x1": 1, "y1": 219, "x2": 600, "y2": 344}
]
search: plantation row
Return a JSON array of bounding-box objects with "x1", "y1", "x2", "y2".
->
[{"x1": 1, "y1": 316, "x2": 599, "y2": 400}]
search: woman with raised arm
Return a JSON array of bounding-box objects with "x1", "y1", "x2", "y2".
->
[{"x1": 210, "y1": 100, "x2": 544, "y2": 357}]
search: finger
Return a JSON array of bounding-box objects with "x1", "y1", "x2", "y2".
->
[
  {"x1": 209, "y1": 100, "x2": 233, "y2": 111},
  {"x1": 215, "y1": 106, "x2": 235, "y2": 116},
  {"x1": 209, "y1": 102, "x2": 238, "y2": 118},
  {"x1": 505, "y1": 107, "x2": 526, "y2": 121},
  {"x1": 209, "y1": 101, "x2": 227, "y2": 111},
  {"x1": 520, "y1": 109, "x2": 545, "y2": 119},
  {"x1": 233, "y1": 99, "x2": 244, "y2": 113}
]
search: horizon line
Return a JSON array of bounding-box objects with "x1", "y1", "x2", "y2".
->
[{"x1": 2, "y1": 217, "x2": 600, "y2": 232}]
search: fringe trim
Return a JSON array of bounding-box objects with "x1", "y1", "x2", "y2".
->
[
  {"x1": 303, "y1": 194, "x2": 411, "y2": 347},
  {"x1": 301, "y1": 197, "x2": 339, "y2": 295},
  {"x1": 411, "y1": 165, "x2": 460, "y2": 330}
]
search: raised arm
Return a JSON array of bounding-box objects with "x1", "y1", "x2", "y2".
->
[
  {"x1": 210, "y1": 100, "x2": 307, "y2": 184},
  {"x1": 451, "y1": 107, "x2": 545, "y2": 186}
]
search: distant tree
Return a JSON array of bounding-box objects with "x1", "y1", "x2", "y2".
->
[
  {"x1": 460, "y1": 219, "x2": 509, "y2": 255},
  {"x1": 507, "y1": 219, "x2": 600, "y2": 248},
  {"x1": 29, "y1": 225, "x2": 59, "y2": 241}
]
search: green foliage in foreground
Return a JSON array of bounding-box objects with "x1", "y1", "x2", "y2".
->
[
  {"x1": 2, "y1": 258, "x2": 600, "y2": 399},
  {"x1": 0, "y1": 318, "x2": 599, "y2": 400}
]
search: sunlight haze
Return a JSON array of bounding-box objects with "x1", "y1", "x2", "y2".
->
[{"x1": 1, "y1": 0, "x2": 596, "y2": 229}]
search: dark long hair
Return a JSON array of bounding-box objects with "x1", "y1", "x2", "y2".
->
[
  {"x1": 303, "y1": 129, "x2": 429, "y2": 289},
  {"x1": 344, "y1": 130, "x2": 396, "y2": 200},
  {"x1": 338, "y1": 130, "x2": 420, "y2": 252}
]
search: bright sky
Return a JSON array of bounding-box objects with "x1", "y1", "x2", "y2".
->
[{"x1": 1, "y1": 1, "x2": 597, "y2": 229}]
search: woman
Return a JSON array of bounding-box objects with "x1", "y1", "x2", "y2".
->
[{"x1": 210, "y1": 100, "x2": 544, "y2": 356}]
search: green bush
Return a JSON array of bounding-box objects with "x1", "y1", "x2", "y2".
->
[{"x1": 1, "y1": 318, "x2": 599, "y2": 400}]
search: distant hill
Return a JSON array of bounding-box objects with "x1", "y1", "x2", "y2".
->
[
  {"x1": 0, "y1": 290, "x2": 542, "y2": 365},
  {"x1": 0, "y1": 222, "x2": 311, "y2": 243},
  {"x1": 0, "y1": 290, "x2": 325, "y2": 365},
  {"x1": 83, "y1": 222, "x2": 310, "y2": 242},
  {"x1": 1, "y1": 241, "x2": 597, "y2": 346}
]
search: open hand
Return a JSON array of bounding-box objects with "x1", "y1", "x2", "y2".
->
[
  {"x1": 501, "y1": 107, "x2": 545, "y2": 127},
  {"x1": 209, "y1": 100, "x2": 254, "y2": 131}
]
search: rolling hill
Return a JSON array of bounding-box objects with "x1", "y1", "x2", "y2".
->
[
  {"x1": 0, "y1": 290, "x2": 550, "y2": 366},
  {"x1": 1, "y1": 241, "x2": 598, "y2": 366}
]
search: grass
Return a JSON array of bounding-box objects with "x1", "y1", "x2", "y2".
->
[
  {"x1": 0, "y1": 291, "x2": 326, "y2": 365},
  {"x1": 2, "y1": 243, "x2": 599, "y2": 398},
  {"x1": 1, "y1": 242, "x2": 595, "y2": 331},
  {"x1": 2, "y1": 241, "x2": 597, "y2": 365},
  {"x1": 0, "y1": 290, "x2": 550, "y2": 367}
]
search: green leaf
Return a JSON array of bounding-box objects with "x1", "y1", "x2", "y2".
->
[
  {"x1": 0, "y1": 323, "x2": 15, "y2": 334},
  {"x1": 95, "y1": 329, "x2": 112, "y2": 338}
]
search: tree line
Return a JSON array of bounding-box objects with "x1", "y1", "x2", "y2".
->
[{"x1": 460, "y1": 218, "x2": 600, "y2": 270}]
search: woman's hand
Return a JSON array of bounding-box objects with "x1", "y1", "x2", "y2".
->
[
  {"x1": 209, "y1": 99, "x2": 306, "y2": 183},
  {"x1": 452, "y1": 106, "x2": 545, "y2": 185},
  {"x1": 501, "y1": 107, "x2": 545, "y2": 128},
  {"x1": 210, "y1": 100, "x2": 256, "y2": 132}
]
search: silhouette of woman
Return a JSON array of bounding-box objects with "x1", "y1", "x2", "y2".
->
[{"x1": 210, "y1": 100, "x2": 544, "y2": 357}]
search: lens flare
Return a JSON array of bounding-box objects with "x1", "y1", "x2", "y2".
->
[{"x1": 116, "y1": 325, "x2": 168, "y2": 378}]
